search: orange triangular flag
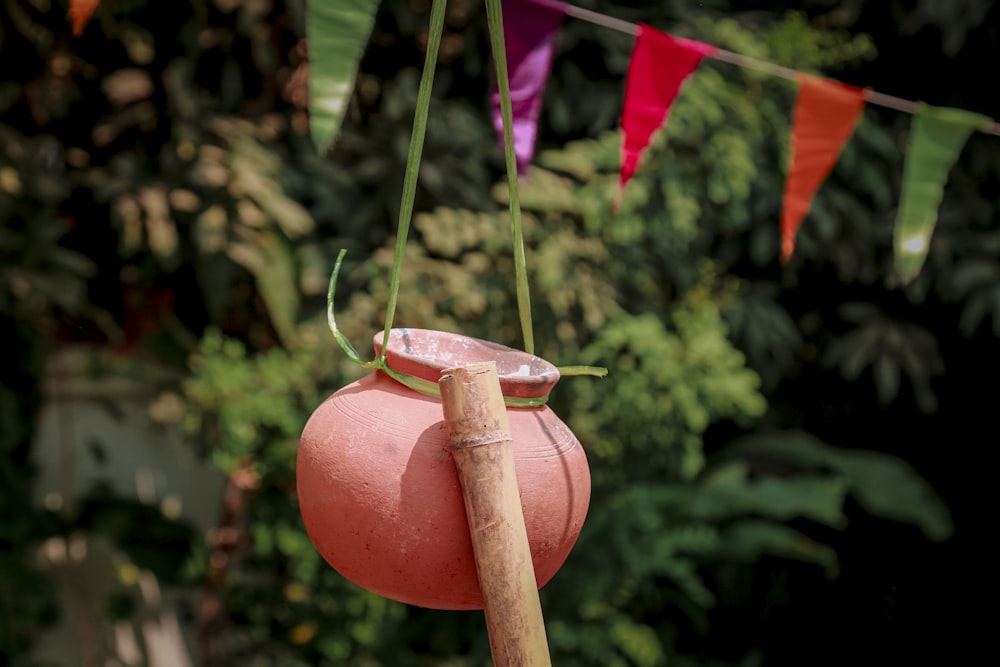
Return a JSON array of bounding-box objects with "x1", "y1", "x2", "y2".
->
[
  {"x1": 69, "y1": 0, "x2": 100, "y2": 36},
  {"x1": 781, "y1": 74, "x2": 866, "y2": 262}
]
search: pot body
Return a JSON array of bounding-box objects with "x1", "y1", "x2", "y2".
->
[{"x1": 296, "y1": 329, "x2": 590, "y2": 610}]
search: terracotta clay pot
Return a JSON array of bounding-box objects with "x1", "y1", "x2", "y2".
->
[{"x1": 296, "y1": 328, "x2": 590, "y2": 610}]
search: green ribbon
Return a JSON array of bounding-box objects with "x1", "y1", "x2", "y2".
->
[
  {"x1": 376, "y1": 0, "x2": 450, "y2": 365},
  {"x1": 327, "y1": 251, "x2": 606, "y2": 408},
  {"x1": 486, "y1": 0, "x2": 534, "y2": 356}
]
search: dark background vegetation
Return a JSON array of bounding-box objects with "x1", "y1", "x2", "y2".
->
[{"x1": 2, "y1": 0, "x2": 997, "y2": 665}]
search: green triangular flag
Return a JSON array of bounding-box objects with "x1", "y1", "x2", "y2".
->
[{"x1": 894, "y1": 104, "x2": 993, "y2": 282}]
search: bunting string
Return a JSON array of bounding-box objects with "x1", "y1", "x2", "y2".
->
[
  {"x1": 493, "y1": 0, "x2": 998, "y2": 282},
  {"x1": 542, "y1": 0, "x2": 1000, "y2": 137}
]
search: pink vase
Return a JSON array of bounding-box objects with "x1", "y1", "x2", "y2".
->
[{"x1": 296, "y1": 328, "x2": 591, "y2": 610}]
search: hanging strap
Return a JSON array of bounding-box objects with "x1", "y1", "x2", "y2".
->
[{"x1": 324, "y1": 0, "x2": 606, "y2": 401}]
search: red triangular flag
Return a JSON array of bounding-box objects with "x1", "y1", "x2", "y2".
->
[
  {"x1": 69, "y1": 0, "x2": 100, "y2": 36},
  {"x1": 620, "y1": 25, "x2": 716, "y2": 191},
  {"x1": 780, "y1": 74, "x2": 866, "y2": 262}
]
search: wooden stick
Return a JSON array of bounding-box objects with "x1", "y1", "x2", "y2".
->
[{"x1": 439, "y1": 362, "x2": 552, "y2": 667}]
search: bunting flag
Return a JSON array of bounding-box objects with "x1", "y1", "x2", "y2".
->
[
  {"x1": 620, "y1": 25, "x2": 716, "y2": 190},
  {"x1": 69, "y1": 0, "x2": 101, "y2": 36},
  {"x1": 780, "y1": 74, "x2": 866, "y2": 263},
  {"x1": 894, "y1": 105, "x2": 993, "y2": 282},
  {"x1": 491, "y1": 0, "x2": 567, "y2": 176}
]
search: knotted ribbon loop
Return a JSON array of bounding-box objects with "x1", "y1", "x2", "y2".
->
[{"x1": 326, "y1": 250, "x2": 605, "y2": 409}]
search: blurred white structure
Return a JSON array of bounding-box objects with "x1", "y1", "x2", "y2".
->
[{"x1": 29, "y1": 346, "x2": 225, "y2": 667}]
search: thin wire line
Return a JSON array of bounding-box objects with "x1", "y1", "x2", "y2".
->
[
  {"x1": 559, "y1": 2, "x2": 638, "y2": 36},
  {"x1": 556, "y1": 1, "x2": 1000, "y2": 137}
]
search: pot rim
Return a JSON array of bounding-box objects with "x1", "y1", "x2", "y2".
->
[{"x1": 373, "y1": 328, "x2": 559, "y2": 400}]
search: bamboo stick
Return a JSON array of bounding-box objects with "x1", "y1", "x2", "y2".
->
[{"x1": 439, "y1": 362, "x2": 552, "y2": 667}]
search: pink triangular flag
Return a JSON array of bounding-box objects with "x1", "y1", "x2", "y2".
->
[
  {"x1": 620, "y1": 25, "x2": 716, "y2": 190},
  {"x1": 781, "y1": 74, "x2": 866, "y2": 262},
  {"x1": 491, "y1": 0, "x2": 566, "y2": 175}
]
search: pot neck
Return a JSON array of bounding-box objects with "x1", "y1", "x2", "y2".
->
[{"x1": 373, "y1": 329, "x2": 559, "y2": 403}]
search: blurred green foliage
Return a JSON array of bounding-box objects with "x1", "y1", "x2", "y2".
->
[{"x1": 2, "y1": 0, "x2": 996, "y2": 665}]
